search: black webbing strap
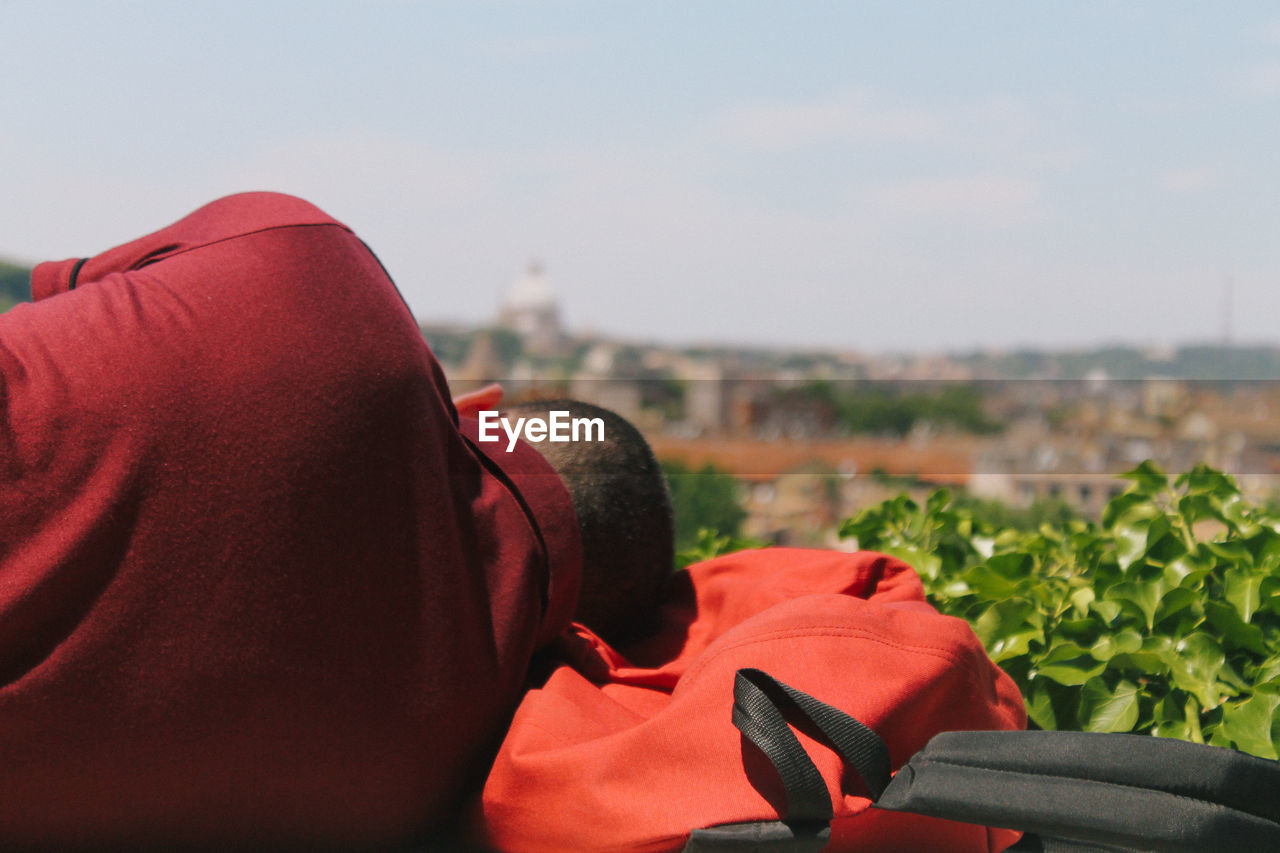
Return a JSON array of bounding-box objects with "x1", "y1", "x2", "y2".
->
[
  {"x1": 731, "y1": 668, "x2": 891, "y2": 822},
  {"x1": 708, "y1": 671, "x2": 1280, "y2": 852},
  {"x1": 67, "y1": 257, "x2": 87, "y2": 291},
  {"x1": 875, "y1": 730, "x2": 1280, "y2": 852}
]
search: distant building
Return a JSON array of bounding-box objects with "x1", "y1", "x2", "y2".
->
[
  {"x1": 679, "y1": 361, "x2": 730, "y2": 435},
  {"x1": 453, "y1": 329, "x2": 506, "y2": 388},
  {"x1": 497, "y1": 260, "x2": 563, "y2": 357}
]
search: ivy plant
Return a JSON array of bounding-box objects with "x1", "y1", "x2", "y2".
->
[
  {"x1": 675, "y1": 527, "x2": 765, "y2": 570},
  {"x1": 840, "y1": 462, "x2": 1280, "y2": 758}
]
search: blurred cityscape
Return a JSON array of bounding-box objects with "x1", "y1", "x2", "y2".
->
[
  {"x1": 8, "y1": 257, "x2": 1280, "y2": 548},
  {"x1": 431, "y1": 263, "x2": 1280, "y2": 547}
]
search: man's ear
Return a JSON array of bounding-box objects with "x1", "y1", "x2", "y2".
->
[{"x1": 452, "y1": 383, "x2": 504, "y2": 417}]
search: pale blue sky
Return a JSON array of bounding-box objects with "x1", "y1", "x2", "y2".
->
[{"x1": 2, "y1": 2, "x2": 1278, "y2": 352}]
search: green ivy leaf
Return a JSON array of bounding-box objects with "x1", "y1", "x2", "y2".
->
[
  {"x1": 1255, "y1": 655, "x2": 1280, "y2": 686},
  {"x1": 1069, "y1": 586, "x2": 1095, "y2": 616},
  {"x1": 1164, "y1": 554, "x2": 1204, "y2": 585},
  {"x1": 1026, "y1": 679, "x2": 1058, "y2": 730},
  {"x1": 1177, "y1": 493, "x2": 1225, "y2": 527},
  {"x1": 1177, "y1": 464, "x2": 1240, "y2": 498},
  {"x1": 986, "y1": 552, "x2": 1033, "y2": 580},
  {"x1": 1090, "y1": 599, "x2": 1123, "y2": 623},
  {"x1": 1262, "y1": 576, "x2": 1280, "y2": 619},
  {"x1": 1220, "y1": 493, "x2": 1254, "y2": 531},
  {"x1": 962, "y1": 563, "x2": 1022, "y2": 600},
  {"x1": 1184, "y1": 695, "x2": 1205, "y2": 744},
  {"x1": 1153, "y1": 693, "x2": 1190, "y2": 740},
  {"x1": 1106, "y1": 579, "x2": 1168, "y2": 631},
  {"x1": 1092, "y1": 628, "x2": 1143, "y2": 661},
  {"x1": 1114, "y1": 517, "x2": 1154, "y2": 572},
  {"x1": 1219, "y1": 691, "x2": 1280, "y2": 759},
  {"x1": 1253, "y1": 532, "x2": 1280, "y2": 566},
  {"x1": 1166, "y1": 633, "x2": 1229, "y2": 709},
  {"x1": 1204, "y1": 601, "x2": 1267, "y2": 655},
  {"x1": 1079, "y1": 677, "x2": 1141, "y2": 733},
  {"x1": 1113, "y1": 628, "x2": 1144, "y2": 655},
  {"x1": 974, "y1": 600, "x2": 1042, "y2": 663},
  {"x1": 1155, "y1": 586, "x2": 1199, "y2": 628},
  {"x1": 1205, "y1": 540, "x2": 1253, "y2": 569},
  {"x1": 1120, "y1": 460, "x2": 1170, "y2": 497},
  {"x1": 1225, "y1": 565, "x2": 1264, "y2": 623},
  {"x1": 1035, "y1": 641, "x2": 1107, "y2": 686},
  {"x1": 925, "y1": 488, "x2": 951, "y2": 516},
  {"x1": 1052, "y1": 618, "x2": 1099, "y2": 644},
  {"x1": 1102, "y1": 491, "x2": 1151, "y2": 529},
  {"x1": 970, "y1": 534, "x2": 995, "y2": 559},
  {"x1": 882, "y1": 546, "x2": 941, "y2": 582},
  {"x1": 1090, "y1": 634, "x2": 1117, "y2": 661},
  {"x1": 1111, "y1": 635, "x2": 1175, "y2": 676}
]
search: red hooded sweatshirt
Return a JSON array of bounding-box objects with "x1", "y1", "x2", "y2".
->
[{"x1": 0, "y1": 192, "x2": 581, "y2": 848}]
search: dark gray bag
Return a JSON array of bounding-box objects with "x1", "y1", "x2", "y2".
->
[{"x1": 685, "y1": 669, "x2": 1280, "y2": 853}]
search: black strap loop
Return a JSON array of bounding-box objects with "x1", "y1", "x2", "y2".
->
[
  {"x1": 732, "y1": 668, "x2": 891, "y2": 822},
  {"x1": 67, "y1": 257, "x2": 88, "y2": 291}
]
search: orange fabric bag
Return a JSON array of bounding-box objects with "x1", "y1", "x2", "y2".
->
[{"x1": 472, "y1": 548, "x2": 1027, "y2": 852}]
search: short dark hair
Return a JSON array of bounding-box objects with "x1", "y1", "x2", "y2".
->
[{"x1": 503, "y1": 399, "x2": 674, "y2": 645}]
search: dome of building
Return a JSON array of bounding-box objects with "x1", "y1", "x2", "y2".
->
[
  {"x1": 496, "y1": 260, "x2": 564, "y2": 357},
  {"x1": 503, "y1": 260, "x2": 556, "y2": 311}
]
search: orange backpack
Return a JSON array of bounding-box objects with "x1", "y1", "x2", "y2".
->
[{"x1": 470, "y1": 548, "x2": 1027, "y2": 852}]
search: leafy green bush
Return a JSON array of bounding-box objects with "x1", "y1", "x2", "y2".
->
[{"x1": 841, "y1": 462, "x2": 1280, "y2": 758}]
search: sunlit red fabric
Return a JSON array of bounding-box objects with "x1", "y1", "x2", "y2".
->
[{"x1": 0, "y1": 192, "x2": 580, "y2": 847}]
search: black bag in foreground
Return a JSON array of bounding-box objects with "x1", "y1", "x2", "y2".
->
[
  {"x1": 686, "y1": 669, "x2": 1280, "y2": 853},
  {"x1": 878, "y1": 728, "x2": 1280, "y2": 852}
]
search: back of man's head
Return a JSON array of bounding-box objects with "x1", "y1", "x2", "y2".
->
[{"x1": 502, "y1": 399, "x2": 674, "y2": 645}]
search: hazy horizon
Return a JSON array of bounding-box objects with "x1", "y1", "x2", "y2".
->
[{"x1": 3, "y1": 246, "x2": 1273, "y2": 359}]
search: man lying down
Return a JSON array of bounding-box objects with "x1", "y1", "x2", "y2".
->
[
  {"x1": 0, "y1": 193, "x2": 1027, "y2": 852},
  {"x1": 0, "y1": 192, "x2": 674, "y2": 849}
]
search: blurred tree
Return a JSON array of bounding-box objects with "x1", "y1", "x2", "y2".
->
[
  {"x1": 0, "y1": 260, "x2": 31, "y2": 312},
  {"x1": 662, "y1": 460, "x2": 748, "y2": 551}
]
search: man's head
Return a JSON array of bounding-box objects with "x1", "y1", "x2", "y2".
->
[{"x1": 502, "y1": 399, "x2": 674, "y2": 645}]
